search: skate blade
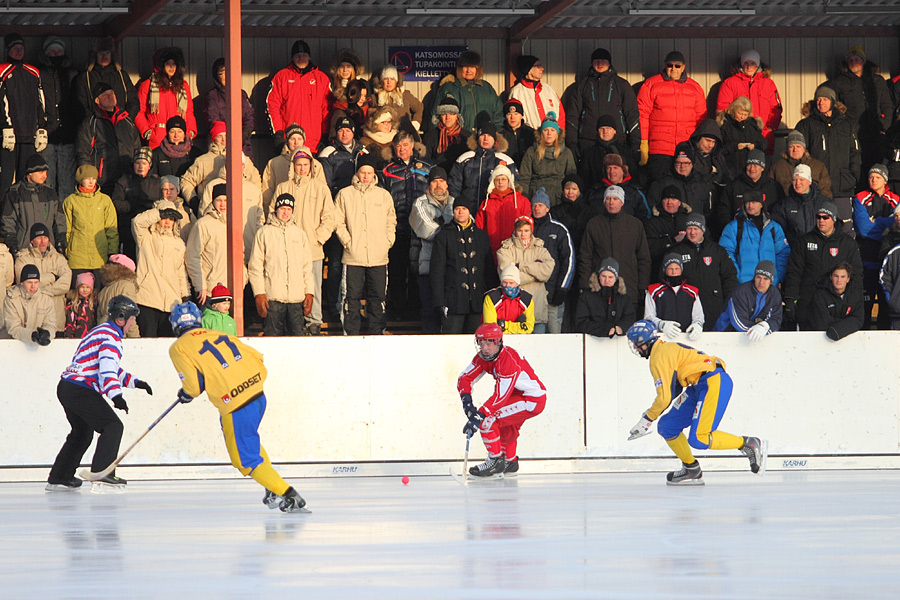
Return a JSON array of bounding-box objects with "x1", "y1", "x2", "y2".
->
[
  {"x1": 90, "y1": 482, "x2": 126, "y2": 494},
  {"x1": 467, "y1": 472, "x2": 505, "y2": 481},
  {"x1": 666, "y1": 478, "x2": 705, "y2": 486},
  {"x1": 45, "y1": 484, "x2": 81, "y2": 492},
  {"x1": 281, "y1": 506, "x2": 312, "y2": 514}
]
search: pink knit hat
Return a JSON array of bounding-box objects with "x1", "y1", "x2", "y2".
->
[
  {"x1": 109, "y1": 254, "x2": 136, "y2": 272},
  {"x1": 76, "y1": 272, "x2": 95, "y2": 289}
]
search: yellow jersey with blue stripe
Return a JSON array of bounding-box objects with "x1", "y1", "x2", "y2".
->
[
  {"x1": 169, "y1": 328, "x2": 267, "y2": 415},
  {"x1": 646, "y1": 340, "x2": 725, "y2": 420}
]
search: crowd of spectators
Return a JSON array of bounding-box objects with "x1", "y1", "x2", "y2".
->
[{"x1": 2, "y1": 32, "x2": 900, "y2": 345}]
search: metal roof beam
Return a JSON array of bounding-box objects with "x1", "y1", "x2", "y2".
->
[
  {"x1": 508, "y1": 0, "x2": 579, "y2": 41},
  {"x1": 104, "y1": 0, "x2": 175, "y2": 42}
]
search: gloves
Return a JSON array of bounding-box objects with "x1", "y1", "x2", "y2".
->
[
  {"x1": 34, "y1": 128, "x2": 48, "y2": 152},
  {"x1": 639, "y1": 139, "x2": 649, "y2": 166},
  {"x1": 2, "y1": 128, "x2": 15, "y2": 151},
  {"x1": 461, "y1": 393, "x2": 476, "y2": 418},
  {"x1": 177, "y1": 388, "x2": 194, "y2": 404},
  {"x1": 686, "y1": 322, "x2": 703, "y2": 341},
  {"x1": 783, "y1": 298, "x2": 797, "y2": 323},
  {"x1": 111, "y1": 394, "x2": 129, "y2": 414},
  {"x1": 826, "y1": 326, "x2": 840, "y2": 341},
  {"x1": 628, "y1": 414, "x2": 653, "y2": 440},
  {"x1": 462, "y1": 410, "x2": 485, "y2": 436},
  {"x1": 550, "y1": 288, "x2": 567, "y2": 307},
  {"x1": 496, "y1": 319, "x2": 505, "y2": 331},
  {"x1": 142, "y1": 129, "x2": 152, "y2": 141},
  {"x1": 134, "y1": 379, "x2": 153, "y2": 395},
  {"x1": 747, "y1": 321, "x2": 770, "y2": 342},
  {"x1": 36, "y1": 327, "x2": 51, "y2": 346},
  {"x1": 55, "y1": 237, "x2": 67, "y2": 254},
  {"x1": 255, "y1": 294, "x2": 269, "y2": 318},
  {"x1": 303, "y1": 293, "x2": 314, "y2": 316},
  {"x1": 658, "y1": 320, "x2": 682, "y2": 339},
  {"x1": 31, "y1": 330, "x2": 39, "y2": 343},
  {"x1": 441, "y1": 306, "x2": 449, "y2": 319},
  {"x1": 273, "y1": 130, "x2": 285, "y2": 151}
]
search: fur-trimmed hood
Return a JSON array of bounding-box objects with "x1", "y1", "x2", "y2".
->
[
  {"x1": 365, "y1": 105, "x2": 402, "y2": 134},
  {"x1": 588, "y1": 270, "x2": 627, "y2": 294},
  {"x1": 100, "y1": 262, "x2": 138, "y2": 288},
  {"x1": 329, "y1": 48, "x2": 366, "y2": 102},
  {"x1": 651, "y1": 202, "x2": 692, "y2": 218},
  {"x1": 716, "y1": 108, "x2": 764, "y2": 132},
  {"x1": 466, "y1": 131, "x2": 509, "y2": 154},
  {"x1": 800, "y1": 99, "x2": 848, "y2": 119}
]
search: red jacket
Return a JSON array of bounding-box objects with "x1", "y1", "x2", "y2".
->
[
  {"x1": 716, "y1": 71, "x2": 783, "y2": 153},
  {"x1": 637, "y1": 73, "x2": 707, "y2": 156},
  {"x1": 135, "y1": 78, "x2": 197, "y2": 150},
  {"x1": 266, "y1": 63, "x2": 331, "y2": 151},
  {"x1": 456, "y1": 345, "x2": 546, "y2": 415},
  {"x1": 475, "y1": 188, "x2": 531, "y2": 258}
]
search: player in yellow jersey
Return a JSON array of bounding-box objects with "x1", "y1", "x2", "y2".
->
[
  {"x1": 625, "y1": 319, "x2": 766, "y2": 485},
  {"x1": 167, "y1": 302, "x2": 307, "y2": 512}
]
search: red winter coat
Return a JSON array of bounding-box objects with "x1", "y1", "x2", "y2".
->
[
  {"x1": 135, "y1": 78, "x2": 197, "y2": 150},
  {"x1": 475, "y1": 188, "x2": 531, "y2": 258},
  {"x1": 716, "y1": 70, "x2": 783, "y2": 154},
  {"x1": 266, "y1": 63, "x2": 331, "y2": 152},
  {"x1": 637, "y1": 73, "x2": 707, "y2": 156}
]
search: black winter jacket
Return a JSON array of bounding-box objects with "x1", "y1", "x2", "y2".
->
[
  {"x1": 319, "y1": 139, "x2": 366, "y2": 197},
  {"x1": 73, "y1": 60, "x2": 139, "y2": 123},
  {"x1": 430, "y1": 218, "x2": 494, "y2": 314},
  {"x1": 647, "y1": 171, "x2": 713, "y2": 221},
  {"x1": 533, "y1": 212, "x2": 575, "y2": 303},
  {"x1": 718, "y1": 113, "x2": 768, "y2": 181},
  {"x1": 578, "y1": 210, "x2": 651, "y2": 301},
  {"x1": 794, "y1": 101, "x2": 861, "y2": 197},
  {"x1": 806, "y1": 283, "x2": 864, "y2": 339},
  {"x1": 715, "y1": 173, "x2": 783, "y2": 238},
  {"x1": 769, "y1": 184, "x2": 833, "y2": 250},
  {"x1": 1, "y1": 181, "x2": 66, "y2": 254},
  {"x1": 75, "y1": 106, "x2": 141, "y2": 189},
  {"x1": 563, "y1": 67, "x2": 640, "y2": 155},
  {"x1": 501, "y1": 122, "x2": 535, "y2": 166},
  {"x1": 0, "y1": 60, "x2": 47, "y2": 138},
  {"x1": 37, "y1": 53, "x2": 79, "y2": 144},
  {"x1": 379, "y1": 150, "x2": 434, "y2": 237},
  {"x1": 689, "y1": 119, "x2": 729, "y2": 189},
  {"x1": 575, "y1": 272, "x2": 636, "y2": 337},
  {"x1": 671, "y1": 237, "x2": 737, "y2": 330},
  {"x1": 577, "y1": 138, "x2": 636, "y2": 190}
]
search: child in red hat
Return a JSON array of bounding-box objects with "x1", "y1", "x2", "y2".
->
[{"x1": 201, "y1": 283, "x2": 236, "y2": 335}]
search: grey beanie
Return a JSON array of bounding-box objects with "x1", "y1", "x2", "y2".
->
[
  {"x1": 815, "y1": 85, "x2": 837, "y2": 105},
  {"x1": 663, "y1": 252, "x2": 683, "y2": 270},
  {"x1": 755, "y1": 260, "x2": 776, "y2": 281},
  {"x1": 598, "y1": 257, "x2": 619, "y2": 279},
  {"x1": 869, "y1": 163, "x2": 889, "y2": 182},
  {"x1": 531, "y1": 187, "x2": 551, "y2": 207},
  {"x1": 746, "y1": 148, "x2": 766, "y2": 168},
  {"x1": 817, "y1": 201, "x2": 839, "y2": 222},
  {"x1": 684, "y1": 214, "x2": 706, "y2": 232},
  {"x1": 786, "y1": 130, "x2": 806, "y2": 148}
]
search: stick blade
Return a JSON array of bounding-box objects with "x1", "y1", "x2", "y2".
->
[
  {"x1": 78, "y1": 466, "x2": 114, "y2": 481},
  {"x1": 449, "y1": 466, "x2": 469, "y2": 486}
]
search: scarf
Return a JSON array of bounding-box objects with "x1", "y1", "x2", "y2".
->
[
  {"x1": 147, "y1": 73, "x2": 188, "y2": 116},
  {"x1": 160, "y1": 135, "x2": 193, "y2": 159},
  {"x1": 364, "y1": 128, "x2": 397, "y2": 146},
  {"x1": 78, "y1": 184, "x2": 96, "y2": 194},
  {"x1": 437, "y1": 121, "x2": 462, "y2": 154}
]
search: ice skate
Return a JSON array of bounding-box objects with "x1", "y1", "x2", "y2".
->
[
  {"x1": 740, "y1": 436, "x2": 767, "y2": 474},
  {"x1": 45, "y1": 477, "x2": 83, "y2": 492},
  {"x1": 503, "y1": 458, "x2": 519, "y2": 476},
  {"x1": 90, "y1": 474, "x2": 127, "y2": 494},
  {"x1": 279, "y1": 487, "x2": 310, "y2": 513},
  {"x1": 666, "y1": 461, "x2": 704, "y2": 486},
  {"x1": 263, "y1": 489, "x2": 281, "y2": 510},
  {"x1": 468, "y1": 455, "x2": 506, "y2": 479}
]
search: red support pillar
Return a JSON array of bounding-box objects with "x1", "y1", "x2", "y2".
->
[{"x1": 225, "y1": 0, "x2": 244, "y2": 335}]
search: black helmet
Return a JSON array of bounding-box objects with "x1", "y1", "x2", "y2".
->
[{"x1": 108, "y1": 295, "x2": 140, "y2": 322}]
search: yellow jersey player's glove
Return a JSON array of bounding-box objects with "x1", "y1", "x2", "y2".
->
[{"x1": 628, "y1": 414, "x2": 653, "y2": 440}]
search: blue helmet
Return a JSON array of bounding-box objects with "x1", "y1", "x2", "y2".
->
[
  {"x1": 626, "y1": 320, "x2": 659, "y2": 358},
  {"x1": 170, "y1": 301, "x2": 203, "y2": 336}
]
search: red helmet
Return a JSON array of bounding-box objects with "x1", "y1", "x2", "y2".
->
[{"x1": 475, "y1": 322, "x2": 504, "y2": 360}]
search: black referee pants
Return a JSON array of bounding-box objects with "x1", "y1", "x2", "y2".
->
[{"x1": 48, "y1": 380, "x2": 124, "y2": 482}]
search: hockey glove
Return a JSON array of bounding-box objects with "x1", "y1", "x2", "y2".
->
[
  {"x1": 2, "y1": 128, "x2": 15, "y2": 151},
  {"x1": 111, "y1": 394, "x2": 129, "y2": 414},
  {"x1": 462, "y1": 410, "x2": 485, "y2": 436},
  {"x1": 686, "y1": 322, "x2": 703, "y2": 341},
  {"x1": 176, "y1": 388, "x2": 194, "y2": 404},
  {"x1": 747, "y1": 321, "x2": 770, "y2": 343},
  {"x1": 628, "y1": 414, "x2": 653, "y2": 440},
  {"x1": 658, "y1": 320, "x2": 682, "y2": 339},
  {"x1": 134, "y1": 379, "x2": 153, "y2": 395},
  {"x1": 34, "y1": 128, "x2": 49, "y2": 152},
  {"x1": 460, "y1": 393, "x2": 476, "y2": 418}
]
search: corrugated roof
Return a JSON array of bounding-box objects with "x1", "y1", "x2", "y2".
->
[{"x1": 2, "y1": 0, "x2": 899, "y2": 30}]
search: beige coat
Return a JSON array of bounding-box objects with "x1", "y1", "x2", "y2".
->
[
  {"x1": 273, "y1": 174, "x2": 335, "y2": 261},
  {"x1": 15, "y1": 245, "x2": 73, "y2": 328},
  {"x1": 0, "y1": 243, "x2": 13, "y2": 294},
  {"x1": 261, "y1": 144, "x2": 326, "y2": 211},
  {"x1": 496, "y1": 235, "x2": 555, "y2": 324},
  {"x1": 248, "y1": 212, "x2": 315, "y2": 303},
  {"x1": 185, "y1": 206, "x2": 249, "y2": 295},
  {"x1": 196, "y1": 169, "x2": 265, "y2": 263},
  {"x1": 180, "y1": 142, "x2": 262, "y2": 202},
  {"x1": 334, "y1": 176, "x2": 396, "y2": 267},
  {"x1": 132, "y1": 206, "x2": 190, "y2": 312},
  {"x1": 97, "y1": 262, "x2": 140, "y2": 337},
  {"x1": 1, "y1": 285, "x2": 58, "y2": 342}
]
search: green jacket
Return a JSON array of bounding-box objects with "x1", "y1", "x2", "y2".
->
[
  {"x1": 62, "y1": 188, "x2": 118, "y2": 270},
  {"x1": 202, "y1": 307, "x2": 237, "y2": 335},
  {"x1": 433, "y1": 74, "x2": 503, "y2": 133}
]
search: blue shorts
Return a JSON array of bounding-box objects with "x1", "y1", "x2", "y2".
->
[
  {"x1": 220, "y1": 393, "x2": 267, "y2": 472},
  {"x1": 657, "y1": 368, "x2": 733, "y2": 449}
]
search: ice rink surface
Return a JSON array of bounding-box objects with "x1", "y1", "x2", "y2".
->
[{"x1": 3, "y1": 469, "x2": 899, "y2": 599}]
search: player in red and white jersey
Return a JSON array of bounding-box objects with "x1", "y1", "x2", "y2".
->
[{"x1": 456, "y1": 322, "x2": 546, "y2": 477}]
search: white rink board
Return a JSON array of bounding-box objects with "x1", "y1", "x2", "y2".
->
[{"x1": 1, "y1": 331, "x2": 898, "y2": 480}]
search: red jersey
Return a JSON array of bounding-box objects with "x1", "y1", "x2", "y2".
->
[{"x1": 457, "y1": 346, "x2": 546, "y2": 416}]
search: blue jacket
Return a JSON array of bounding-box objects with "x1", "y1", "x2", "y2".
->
[
  {"x1": 714, "y1": 280, "x2": 783, "y2": 332},
  {"x1": 719, "y1": 210, "x2": 790, "y2": 286},
  {"x1": 852, "y1": 187, "x2": 899, "y2": 269}
]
